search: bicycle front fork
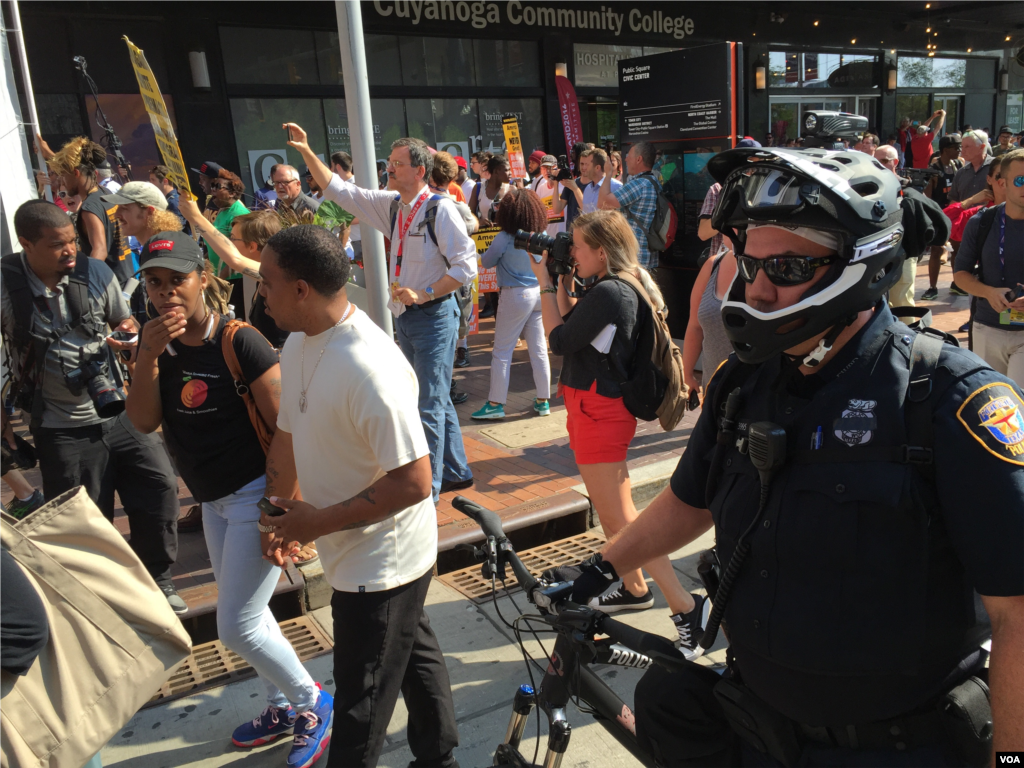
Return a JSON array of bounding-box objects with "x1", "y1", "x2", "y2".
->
[{"x1": 495, "y1": 684, "x2": 572, "y2": 768}]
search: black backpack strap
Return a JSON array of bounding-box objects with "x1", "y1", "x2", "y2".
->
[
  {"x1": 971, "y1": 204, "x2": 1001, "y2": 284},
  {"x1": 64, "y1": 255, "x2": 91, "y2": 325},
  {"x1": 903, "y1": 328, "x2": 948, "y2": 481}
]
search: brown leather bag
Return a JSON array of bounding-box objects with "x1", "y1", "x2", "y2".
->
[{"x1": 220, "y1": 319, "x2": 276, "y2": 454}]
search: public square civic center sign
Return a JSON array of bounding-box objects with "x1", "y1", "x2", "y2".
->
[{"x1": 371, "y1": 1, "x2": 697, "y2": 40}]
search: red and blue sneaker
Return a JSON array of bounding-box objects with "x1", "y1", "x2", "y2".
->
[
  {"x1": 231, "y1": 704, "x2": 297, "y2": 747},
  {"x1": 287, "y1": 687, "x2": 334, "y2": 768}
]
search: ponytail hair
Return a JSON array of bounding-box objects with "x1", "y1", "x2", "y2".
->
[
  {"x1": 571, "y1": 210, "x2": 666, "y2": 311},
  {"x1": 47, "y1": 137, "x2": 107, "y2": 180}
]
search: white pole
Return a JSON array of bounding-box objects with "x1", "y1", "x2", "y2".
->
[
  {"x1": 334, "y1": 0, "x2": 392, "y2": 337},
  {"x1": 6, "y1": 0, "x2": 51, "y2": 201}
]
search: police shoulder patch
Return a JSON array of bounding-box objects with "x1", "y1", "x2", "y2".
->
[{"x1": 956, "y1": 382, "x2": 1024, "y2": 466}]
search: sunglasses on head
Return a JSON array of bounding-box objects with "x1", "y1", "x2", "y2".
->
[{"x1": 736, "y1": 253, "x2": 840, "y2": 286}]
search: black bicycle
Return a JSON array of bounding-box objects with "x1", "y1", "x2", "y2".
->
[{"x1": 452, "y1": 495, "x2": 698, "y2": 768}]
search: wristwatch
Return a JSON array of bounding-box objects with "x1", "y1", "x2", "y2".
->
[
  {"x1": 257, "y1": 522, "x2": 276, "y2": 534},
  {"x1": 424, "y1": 285, "x2": 435, "y2": 300}
]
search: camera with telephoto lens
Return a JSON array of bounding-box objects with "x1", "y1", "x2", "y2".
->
[
  {"x1": 64, "y1": 353, "x2": 125, "y2": 419},
  {"x1": 554, "y1": 154, "x2": 573, "y2": 182},
  {"x1": 514, "y1": 229, "x2": 575, "y2": 275}
]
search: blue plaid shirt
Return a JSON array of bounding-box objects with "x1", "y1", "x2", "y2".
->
[{"x1": 614, "y1": 172, "x2": 660, "y2": 268}]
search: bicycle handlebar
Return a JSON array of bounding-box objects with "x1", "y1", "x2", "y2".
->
[
  {"x1": 453, "y1": 495, "x2": 538, "y2": 594},
  {"x1": 598, "y1": 615, "x2": 687, "y2": 670}
]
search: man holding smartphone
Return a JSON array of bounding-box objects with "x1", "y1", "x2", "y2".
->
[{"x1": 953, "y1": 149, "x2": 1024, "y2": 385}]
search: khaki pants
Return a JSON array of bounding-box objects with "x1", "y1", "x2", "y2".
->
[
  {"x1": 889, "y1": 257, "x2": 917, "y2": 308},
  {"x1": 973, "y1": 323, "x2": 1024, "y2": 387}
]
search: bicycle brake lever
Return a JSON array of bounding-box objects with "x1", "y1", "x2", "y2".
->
[{"x1": 453, "y1": 543, "x2": 485, "y2": 561}]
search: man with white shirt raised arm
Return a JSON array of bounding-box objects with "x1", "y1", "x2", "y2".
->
[
  {"x1": 285, "y1": 123, "x2": 476, "y2": 503},
  {"x1": 258, "y1": 225, "x2": 459, "y2": 768}
]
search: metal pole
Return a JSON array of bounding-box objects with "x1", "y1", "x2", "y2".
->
[
  {"x1": 6, "y1": 0, "x2": 51, "y2": 201},
  {"x1": 335, "y1": 0, "x2": 392, "y2": 337}
]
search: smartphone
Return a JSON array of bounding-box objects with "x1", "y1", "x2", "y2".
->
[
  {"x1": 258, "y1": 496, "x2": 287, "y2": 517},
  {"x1": 107, "y1": 331, "x2": 138, "y2": 344},
  {"x1": 285, "y1": 125, "x2": 294, "y2": 143}
]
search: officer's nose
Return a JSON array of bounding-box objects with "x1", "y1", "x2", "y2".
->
[{"x1": 744, "y1": 268, "x2": 778, "y2": 309}]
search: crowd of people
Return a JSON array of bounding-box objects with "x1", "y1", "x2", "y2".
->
[{"x1": 3, "y1": 104, "x2": 1022, "y2": 768}]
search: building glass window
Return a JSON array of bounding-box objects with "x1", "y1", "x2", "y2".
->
[
  {"x1": 229, "y1": 98, "x2": 327, "y2": 193},
  {"x1": 474, "y1": 40, "x2": 539, "y2": 87},
  {"x1": 480, "y1": 98, "x2": 544, "y2": 154},
  {"x1": 315, "y1": 30, "x2": 343, "y2": 85},
  {"x1": 769, "y1": 51, "x2": 878, "y2": 89},
  {"x1": 897, "y1": 57, "x2": 967, "y2": 88},
  {"x1": 220, "y1": 27, "x2": 320, "y2": 85},
  {"x1": 366, "y1": 34, "x2": 404, "y2": 85},
  {"x1": 769, "y1": 96, "x2": 878, "y2": 143},
  {"x1": 90, "y1": 95, "x2": 177, "y2": 175}
]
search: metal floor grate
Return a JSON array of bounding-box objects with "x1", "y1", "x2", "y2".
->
[
  {"x1": 439, "y1": 531, "x2": 606, "y2": 602},
  {"x1": 145, "y1": 616, "x2": 333, "y2": 708}
]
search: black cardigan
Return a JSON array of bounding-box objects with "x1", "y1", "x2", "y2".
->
[{"x1": 549, "y1": 276, "x2": 640, "y2": 398}]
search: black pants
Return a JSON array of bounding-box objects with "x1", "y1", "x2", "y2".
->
[
  {"x1": 635, "y1": 664, "x2": 957, "y2": 767},
  {"x1": 328, "y1": 569, "x2": 459, "y2": 768},
  {"x1": 31, "y1": 412, "x2": 179, "y2": 587}
]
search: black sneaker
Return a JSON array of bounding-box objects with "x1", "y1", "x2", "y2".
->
[
  {"x1": 440, "y1": 477, "x2": 473, "y2": 494},
  {"x1": 454, "y1": 347, "x2": 470, "y2": 368},
  {"x1": 161, "y1": 583, "x2": 188, "y2": 615},
  {"x1": 671, "y1": 593, "x2": 712, "y2": 661},
  {"x1": 921, "y1": 286, "x2": 938, "y2": 301},
  {"x1": 949, "y1": 283, "x2": 968, "y2": 296},
  {"x1": 5, "y1": 489, "x2": 44, "y2": 520},
  {"x1": 450, "y1": 381, "x2": 468, "y2": 405},
  {"x1": 588, "y1": 581, "x2": 655, "y2": 613}
]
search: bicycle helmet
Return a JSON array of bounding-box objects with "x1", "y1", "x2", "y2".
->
[{"x1": 708, "y1": 147, "x2": 905, "y2": 366}]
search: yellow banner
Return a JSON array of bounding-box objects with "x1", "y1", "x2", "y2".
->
[
  {"x1": 502, "y1": 116, "x2": 527, "y2": 181},
  {"x1": 123, "y1": 37, "x2": 193, "y2": 198},
  {"x1": 472, "y1": 225, "x2": 500, "y2": 294}
]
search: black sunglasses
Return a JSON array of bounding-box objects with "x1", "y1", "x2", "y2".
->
[{"x1": 737, "y1": 253, "x2": 840, "y2": 286}]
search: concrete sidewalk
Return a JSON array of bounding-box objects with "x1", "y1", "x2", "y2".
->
[{"x1": 102, "y1": 527, "x2": 722, "y2": 768}]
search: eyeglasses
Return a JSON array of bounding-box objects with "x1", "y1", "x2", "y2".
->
[
  {"x1": 273, "y1": 179, "x2": 299, "y2": 187},
  {"x1": 737, "y1": 253, "x2": 840, "y2": 286},
  {"x1": 210, "y1": 183, "x2": 231, "y2": 190},
  {"x1": 387, "y1": 159, "x2": 412, "y2": 170}
]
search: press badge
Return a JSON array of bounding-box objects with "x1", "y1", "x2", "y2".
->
[
  {"x1": 391, "y1": 281, "x2": 400, "y2": 300},
  {"x1": 999, "y1": 309, "x2": 1024, "y2": 326}
]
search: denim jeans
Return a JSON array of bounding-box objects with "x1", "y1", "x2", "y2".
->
[
  {"x1": 396, "y1": 295, "x2": 472, "y2": 501},
  {"x1": 203, "y1": 476, "x2": 318, "y2": 712}
]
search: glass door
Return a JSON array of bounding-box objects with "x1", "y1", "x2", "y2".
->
[{"x1": 933, "y1": 95, "x2": 962, "y2": 137}]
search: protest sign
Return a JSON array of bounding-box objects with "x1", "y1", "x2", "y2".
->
[{"x1": 502, "y1": 115, "x2": 528, "y2": 181}]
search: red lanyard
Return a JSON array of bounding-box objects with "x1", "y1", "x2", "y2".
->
[{"x1": 394, "y1": 191, "x2": 429, "y2": 278}]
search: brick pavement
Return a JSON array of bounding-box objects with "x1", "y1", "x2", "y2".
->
[{"x1": 2, "y1": 257, "x2": 974, "y2": 588}]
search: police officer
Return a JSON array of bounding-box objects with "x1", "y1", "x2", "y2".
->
[{"x1": 567, "y1": 147, "x2": 1024, "y2": 766}]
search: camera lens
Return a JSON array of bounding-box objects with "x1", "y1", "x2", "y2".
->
[
  {"x1": 87, "y1": 377, "x2": 126, "y2": 418},
  {"x1": 514, "y1": 229, "x2": 555, "y2": 257}
]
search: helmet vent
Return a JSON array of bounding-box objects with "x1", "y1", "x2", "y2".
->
[
  {"x1": 725, "y1": 314, "x2": 747, "y2": 329},
  {"x1": 833, "y1": 156, "x2": 853, "y2": 165},
  {"x1": 851, "y1": 181, "x2": 880, "y2": 197},
  {"x1": 814, "y1": 163, "x2": 840, "y2": 172}
]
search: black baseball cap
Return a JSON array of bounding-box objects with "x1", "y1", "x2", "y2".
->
[
  {"x1": 997, "y1": 125, "x2": 1013, "y2": 137},
  {"x1": 939, "y1": 134, "x2": 962, "y2": 150},
  {"x1": 190, "y1": 161, "x2": 225, "y2": 177},
  {"x1": 138, "y1": 231, "x2": 204, "y2": 274}
]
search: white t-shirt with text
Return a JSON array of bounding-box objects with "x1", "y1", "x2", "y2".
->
[{"x1": 276, "y1": 308, "x2": 437, "y2": 592}]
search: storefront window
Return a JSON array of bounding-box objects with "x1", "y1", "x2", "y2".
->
[
  {"x1": 229, "y1": 98, "x2": 327, "y2": 193},
  {"x1": 769, "y1": 51, "x2": 878, "y2": 89},
  {"x1": 315, "y1": 30, "x2": 343, "y2": 85},
  {"x1": 366, "y1": 34, "x2": 404, "y2": 85},
  {"x1": 769, "y1": 97, "x2": 878, "y2": 143},
  {"x1": 895, "y1": 94, "x2": 931, "y2": 124},
  {"x1": 220, "y1": 27, "x2": 320, "y2": 85},
  {"x1": 897, "y1": 57, "x2": 966, "y2": 88},
  {"x1": 479, "y1": 98, "x2": 544, "y2": 154},
  {"x1": 474, "y1": 40, "x2": 539, "y2": 87}
]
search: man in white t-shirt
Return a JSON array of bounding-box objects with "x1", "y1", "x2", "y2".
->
[
  {"x1": 258, "y1": 225, "x2": 459, "y2": 768},
  {"x1": 532, "y1": 155, "x2": 566, "y2": 235},
  {"x1": 581, "y1": 148, "x2": 621, "y2": 213}
]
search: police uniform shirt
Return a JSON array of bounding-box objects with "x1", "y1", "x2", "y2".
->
[{"x1": 671, "y1": 304, "x2": 1024, "y2": 726}]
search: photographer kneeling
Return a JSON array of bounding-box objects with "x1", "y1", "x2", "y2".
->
[
  {"x1": 527, "y1": 210, "x2": 707, "y2": 658},
  {"x1": 1, "y1": 200, "x2": 183, "y2": 612}
]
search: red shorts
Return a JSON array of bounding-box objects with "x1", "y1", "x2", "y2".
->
[{"x1": 562, "y1": 381, "x2": 637, "y2": 464}]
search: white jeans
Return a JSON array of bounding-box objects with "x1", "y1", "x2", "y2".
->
[
  {"x1": 973, "y1": 323, "x2": 1024, "y2": 387},
  {"x1": 488, "y1": 285, "x2": 551, "y2": 403}
]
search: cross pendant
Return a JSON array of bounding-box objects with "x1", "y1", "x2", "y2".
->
[{"x1": 299, "y1": 394, "x2": 307, "y2": 413}]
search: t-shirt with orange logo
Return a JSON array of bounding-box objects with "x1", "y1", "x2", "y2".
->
[{"x1": 157, "y1": 317, "x2": 279, "y2": 501}]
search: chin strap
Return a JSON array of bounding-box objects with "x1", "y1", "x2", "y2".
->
[{"x1": 801, "y1": 316, "x2": 854, "y2": 368}]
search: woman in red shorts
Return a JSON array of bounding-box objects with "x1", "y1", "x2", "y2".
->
[{"x1": 528, "y1": 210, "x2": 706, "y2": 658}]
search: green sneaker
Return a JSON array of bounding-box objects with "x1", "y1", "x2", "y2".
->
[
  {"x1": 471, "y1": 402, "x2": 505, "y2": 420},
  {"x1": 534, "y1": 399, "x2": 551, "y2": 416},
  {"x1": 5, "y1": 489, "x2": 44, "y2": 520}
]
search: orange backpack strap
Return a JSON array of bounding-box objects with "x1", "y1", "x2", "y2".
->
[{"x1": 220, "y1": 319, "x2": 276, "y2": 454}]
